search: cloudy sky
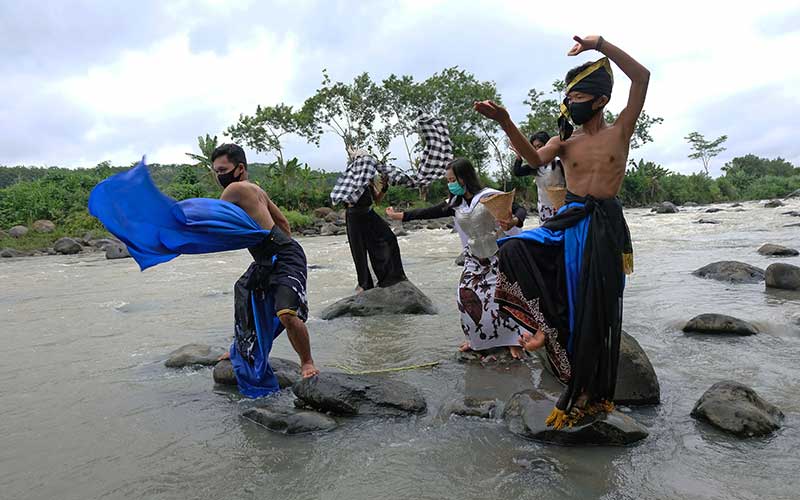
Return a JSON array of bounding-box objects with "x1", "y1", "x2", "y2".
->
[{"x1": 2, "y1": 0, "x2": 798, "y2": 176}]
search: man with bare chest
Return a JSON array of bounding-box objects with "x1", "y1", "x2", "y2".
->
[
  {"x1": 211, "y1": 144, "x2": 319, "y2": 389},
  {"x1": 475, "y1": 35, "x2": 649, "y2": 429}
]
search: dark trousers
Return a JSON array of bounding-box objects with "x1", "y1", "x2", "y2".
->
[{"x1": 345, "y1": 207, "x2": 407, "y2": 290}]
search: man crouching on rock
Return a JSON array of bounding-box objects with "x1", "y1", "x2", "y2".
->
[{"x1": 212, "y1": 144, "x2": 319, "y2": 386}]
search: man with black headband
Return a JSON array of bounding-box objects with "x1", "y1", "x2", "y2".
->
[
  {"x1": 212, "y1": 144, "x2": 319, "y2": 381},
  {"x1": 475, "y1": 35, "x2": 649, "y2": 429}
]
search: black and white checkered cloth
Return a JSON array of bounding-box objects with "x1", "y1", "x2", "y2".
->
[{"x1": 330, "y1": 114, "x2": 453, "y2": 205}]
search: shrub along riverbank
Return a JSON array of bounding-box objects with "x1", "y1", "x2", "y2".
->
[{"x1": 1, "y1": 154, "x2": 798, "y2": 254}]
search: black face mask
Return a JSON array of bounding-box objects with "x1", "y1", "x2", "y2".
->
[
  {"x1": 568, "y1": 97, "x2": 600, "y2": 125},
  {"x1": 217, "y1": 166, "x2": 242, "y2": 188}
]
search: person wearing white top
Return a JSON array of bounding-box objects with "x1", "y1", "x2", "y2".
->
[{"x1": 512, "y1": 131, "x2": 566, "y2": 223}]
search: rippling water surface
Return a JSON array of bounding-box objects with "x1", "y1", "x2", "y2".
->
[{"x1": 1, "y1": 200, "x2": 799, "y2": 500}]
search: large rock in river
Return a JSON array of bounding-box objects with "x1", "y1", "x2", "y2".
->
[
  {"x1": 164, "y1": 343, "x2": 226, "y2": 368},
  {"x1": 615, "y1": 331, "x2": 661, "y2": 405},
  {"x1": 0, "y1": 248, "x2": 22, "y2": 258},
  {"x1": 242, "y1": 406, "x2": 337, "y2": 435},
  {"x1": 758, "y1": 244, "x2": 799, "y2": 257},
  {"x1": 105, "y1": 243, "x2": 131, "y2": 260},
  {"x1": 54, "y1": 237, "x2": 82, "y2": 255},
  {"x1": 652, "y1": 201, "x2": 679, "y2": 214},
  {"x1": 691, "y1": 381, "x2": 784, "y2": 437},
  {"x1": 683, "y1": 313, "x2": 759, "y2": 336},
  {"x1": 503, "y1": 390, "x2": 648, "y2": 446},
  {"x1": 320, "y1": 280, "x2": 436, "y2": 319},
  {"x1": 692, "y1": 261, "x2": 765, "y2": 284},
  {"x1": 765, "y1": 263, "x2": 800, "y2": 290},
  {"x1": 292, "y1": 372, "x2": 427, "y2": 417},
  {"x1": 213, "y1": 357, "x2": 300, "y2": 389},
  {"x1": 764, "y1": 199, "x2": 784, "y2": 208}
]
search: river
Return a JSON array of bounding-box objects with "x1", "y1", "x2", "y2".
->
[{"x1": 1, "y1": 200, "x2": 799, "y2": 500}]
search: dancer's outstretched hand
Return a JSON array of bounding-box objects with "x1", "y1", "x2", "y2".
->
[
  {"x1": 473, "y1": 100, "x2": 509, "y2": 123},
  {"x1": 385, "y1": 206, "x2": 404, "y2": 221},
  {"x1": 568, "y1": 35, "x2": 601, "y2": 56}
]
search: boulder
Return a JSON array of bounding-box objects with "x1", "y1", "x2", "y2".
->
[
  {"x1": 242, "y1": 407, "x2": 337, "y2": 435},
  {"x1": 455, "y1": 251, "x2": 466, "y2": 267},
  {"x1": 0, "y1": 248, "x2": 22, "y2": 258},
  {"x1": 319, "y1": 223, "x2": 338, "y2": 237},
  {"x1": 90, "y1": 238, "x2": 119, "y2": 250},
  {"x1": 503, "y1": 390, "x2": 648, "y2": 446},
  {"x1": 292, "y1": 372, "x2": 427, "y2": 417},
  {"x1": 758, "y1": 244, "x2": 799, "y2": 257},
  {"x1": 691, "y1": 381, "x2": 783, "y2": 437},
  {"x1": 615, "y1": 331, "x2": 661, "y2": 405},
  {"x1": 683, "y1": 313, "x2": 759, "y2": 336},
  {"x1": 324, "y1": 212, "x2": 340, "y2": 223},
  {"x1": 652, "y1": 202, "x2": 679, "y2": 214},
  {"x1": 313, "y1": 207, "x2": 333, "y2": 219},
  {"x1": 302, "y1": 229, "x2": 318, "y2": 237},
  {"x1": 53, "y1": 237, "x2": 82, "y2": 255},
  {"x1": 213, "y1": 357, "x2": 301, "y2": 389},
  {"x1": 441, "y1": 398, "x2": 496, "y2": 419},
  {"x1": 32, "y1": 219, "x2": 55, "y2": 233},
  {"x1": 164, "y1": 343, "x2": 226, "y2": 368},
  {"x1": 695, "y1": 219, "x2": 721, "y2": 224},
  {"x1": 765, "y1": 263, "x2": 800, "y2": 291},
  {"x1": 705, "y1": 208, "x2": 724, "y2": 213},
  {"x1": 764, "y1": 199, "x2": 784, "y2": 208},
  {"x1": 692, "y1": 261, "x2": 765, "y2": 284},
  {"x1": 319, "y1": 280, "x2": 436, "y2": 319},
  {"x1": 8, "y1": 225, "x2": 28, "y2": 238},
  {"x1": 105, "y1": 243, "x2": 131, "y2": 260}
]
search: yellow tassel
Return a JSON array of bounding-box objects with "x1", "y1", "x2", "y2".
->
[
  {"x1": 545, "y1": 408, "x2": 568, "y2": 430},
  {"x1": 622, "y1": 252, "x2": 634, "y2": 275}
]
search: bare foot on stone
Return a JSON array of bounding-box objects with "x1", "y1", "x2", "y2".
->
[
  {"x1": 458, "y1": 341, "x2": 473, "y2": 352},
  {"x1": 301, "y1": 361, "x2": 320, "y2": 378},
  {"x1": 508, "y1": 345, "x2": 524, "y2": 359},
  {"x1": 518, "y1": 330, "x2": 545, "y2": 352}
]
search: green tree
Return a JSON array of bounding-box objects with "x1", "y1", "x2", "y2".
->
[
  {"x1": 685, "y1": 131, "x2": 728, "y2": 174},
  {"x1": 185, "y1": 134, "x2": 219, "y2": 169},
  {"x1": 375, "y1": 74, "x2": 428, "y2": 170},
  {"x1": 226, "y1": 103, "x2": 316, "y2": 168}
]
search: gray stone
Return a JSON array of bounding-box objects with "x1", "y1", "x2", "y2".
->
[
  {"x1": 320, "y1": 280, "x2": 436, "y2": 319},
  {"x1": 765, "y1": 263, "x2": 800, "y2": 290},
  {"x1": 691, "y1": 381, "x2": 783, "y2": 437},
  {"x1": 615, "y1": 331, "x2": 661, "y2": 405},
  {"x1": 313, "y1": 207, "x2": 333, "y2": 219},
  {"x1": 320, "y1": 223, "x2": 338, "y2": 237},
  {"x1": 782, "y1": 211, "x2": 800, "y2": 217},
  {"x1": 105, "y1": 243, "x2": 131, "y2": 260},
  {"x1": 324, "y1": 212, "x2": 340, "y2": 223},
  {"x1": 213, "y1": 357, "x2": 301, "y2": 389},
  {"x1": 455, "y1": 251, "x2": 466, "y2": 267},
  {"x1": 0, "y1": 248, "x2": 22, "y2": 258},
  {"x1": 292, "y1": 372, "x2": 427, "y2": 417},
  {"x1": 764, "y1": 199, "x2": 784, "y2": 208},
  {"x1": 705, "y1": 207, "x2": 724, "y2": 213},
  {"x1": 503, "y1": 390, "x2": 648, "y2": 446},
  {"x1": 242, "y1": 407, "x2": 337, "y2": 435},
  {"x1": 90, "y1": 238, "x2": 118, "y2": 250},
  {"x1": 758, "y1": 244, "x2": 799, "y2": 257},
  {"x1": 692, "y1": 261, "x2": 765, "y2": 284},
  {"x1": 32, "y1": 219, "x2": 55, "y2": 233},
  {"x1": 652, "y1": 202, "x2": 679, "y2": 214},
  {"x1": 441, "y1": 398, "x2": 497, "y2": 419},
  {"x1": 8, "y1": 225, "x2": 28, "y2": 238},
  {"x1": 695, "y1": 218, "x2": 721, "y2": 224},
  {"x1": 164, "y1": 343, "x2": 226, "y2": 368},
  {"x1": 53, "y1": 237, "x2": 82, "y2": 255},
  {"x1": 683, "y1": 313, "x2": 759, "y2": 336}
]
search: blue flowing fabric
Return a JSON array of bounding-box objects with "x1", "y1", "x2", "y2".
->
[
  {"x1": 498, "y1": 201, "x2": 590, "y2": 354},
  {"x1": 88, "y1": 159, "x2": 282, "y2": 397}
]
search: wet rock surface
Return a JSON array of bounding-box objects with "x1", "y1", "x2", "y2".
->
[
  {"x1": 503, "y1": 390, "x2": 649, "y2": 446},
  {"x1": 292, "y1": 372, "x2": 427, "y2": 417},
  {"x1": 320, "y1": 280, "x2": 436, "y2": 319},
  {"x1": 691, "y1": 381, "x2": 784, "y2": 437},
  {"x1": 683, "y1": 313, "x2": 759, "y2": 336},
  {"x1": 692, "y1": 261, "x2": 765, "y2": 284}
]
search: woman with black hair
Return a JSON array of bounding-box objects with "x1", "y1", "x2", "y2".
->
[
  {"x1": 512, "y1": 131, "x2": 566, "y2": 223},
  {"x1": 386, "y1": 158, "x2": 528, "y2": 357}
]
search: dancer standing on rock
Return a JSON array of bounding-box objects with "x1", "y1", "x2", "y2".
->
[
  {"x1": 335, "y1": 148, "x2": 407, "y2": 293},
  {"x1": 386, "y1": 158, "x2": 528, "y2": 358},
  {"x1": 512, "y1": 131, "x2": 566, "y2": 223},
  {"x1": 474, "y1": 35, "x2": 647, "y2": 429}
]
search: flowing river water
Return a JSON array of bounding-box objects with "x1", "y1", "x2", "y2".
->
[{"x1": 1, "y1": 200, "x2": 799, "y2": 500}]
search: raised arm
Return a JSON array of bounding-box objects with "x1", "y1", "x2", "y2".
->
[
  {"x1": 474, "y1": 101, "x2": 559, "y2": 167},
  {"x1": 569, "y1": 35, "x2": 650, "y2": 140}
]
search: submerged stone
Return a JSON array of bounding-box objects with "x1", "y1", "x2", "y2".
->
[
  {"x1": 242, "y1": 406, "x2": 337, "y2": 435},
  {"x1": 164, "y1": 343, "x2": 226, "y2": 368},
  {"x1": 692, "y1": 261, "x2": 765, "y2": 284},
  {"x1": 683, "y1": 313, "x2": 759, "y2": 336},
  {"x1": 320, "y1": 280, "x2": 436, "y2": 319},
  {"x1": 691, "y1": 381, "x2": 783, "y2": 437},
  {"x1": 503, "y1": 390, "x2": 648, "y2": 446},
  {"x1": 292, "y1": 372, "x2": 426, "y2": 417}
]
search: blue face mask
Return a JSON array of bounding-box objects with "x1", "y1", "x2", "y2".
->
[{"x1": 448, "y1": 181, "x2": 466, "y2": 196}]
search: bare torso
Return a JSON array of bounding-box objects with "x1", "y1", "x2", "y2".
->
[
  {"x1": 221, "y1": 181, "x2": 276, "y2": 230},
  {"x1": 559, "y1": 122, "x2": 629, "y2": 199}
]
